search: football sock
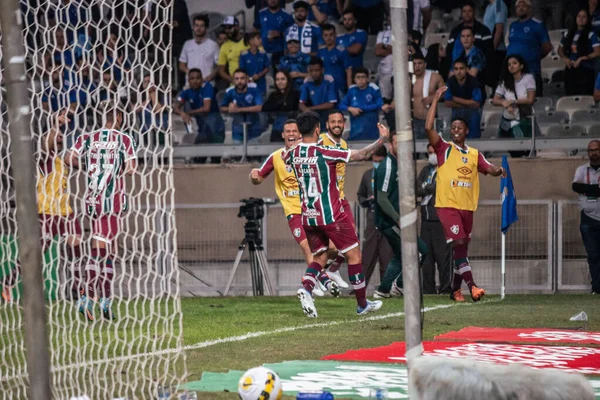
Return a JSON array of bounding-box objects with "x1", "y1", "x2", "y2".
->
[
  {"x1": 452, "y1": 244, "x2": 469, "y2": 291},
  {"x1": 101, "y1": 257, "x2": 114, "y2": 299},
  {"x1": 85, "y1": 248, "x2": 108, "y2": 299},
  {"x1": 327, "y1": 252, "x2": 345, "y2": 273},
  {"x1": 348, "y1": 263, "x2": 367, "y2": 308},
  {"x1": 318, "y1": 270, "x2": 332, "y2": 289},
  {"x1": 302, "y1": 262, "x2": 321, "y2": 293},
  {"x1": 66, "y1": 245, "x2": 83, "y2": 295},
  {"x1": 458, "y1": 261, "x2": 475, "y2": 290}
]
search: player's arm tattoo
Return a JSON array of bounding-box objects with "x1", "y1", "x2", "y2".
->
[{"x1": 350, "y1": 138, "x2": 385, "y2": 162}]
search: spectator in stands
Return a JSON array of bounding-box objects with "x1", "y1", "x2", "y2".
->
[
  {"x1": 591, "y1": 0, "x2": 600, "y2": 36},
  {"x1": 492, "y1": 54, "x2": 536, "y2": 138},
  {"x1": 53, "y1": 0, "x2": 90, "y2": 45},
  {"x1": 412, "y1": 53, "x2": 445, "y2": 139},
  {"x1": 572, "y1": 139, "x2": 600, "y2": 294},
  {"x1": 42, "y1": 63, "x2": 74, "y2": 113},
  {"x1": 409, "y1": 30, "x2": 428, "y2": 57},
  {"x1": 217, "y1": 17, "x2": 248, "y2": 85},
  {"x1": 245, "y1": 0, "x2": 289, "y2": 28},
  {"x1": 483, "y1": 0, "x2": 508, "y2": 89},
  {"x1": 417, "y1": 143, "x2": 452, "y2": 294},
  {"x1": 595, "y1": 72, "x2": 600, "y2": 101},
  {"x1": 307, "y1": 0, "x2": 344, "y2": 25},
  {"x1": 533, "y1": 0, "x2": 566, "y2": 31},
  {"x1": 46, "y1": 27, "x2": 81, "y2": 70},
  {"x1": 216, "y1": 29, "x2": 228, "y2": 47},
  {"x1": 134, "y1": 73, "x2": 169, "y2": 148},
  {"x1": 240, "y1": 32, "x2": 271, "y2": 96},
  {"x1": 337, "y1": 9, "x2": 368, "y2": 71},
  {"x1": 299, "y1": 57, "x2": 338, "y2": 130},
  {"x1": 375, "y1": 18, "x2": 393, "y2": 100},
  {"x1": 426, "y1": 43, "x2": 450, "y2": 81},
  {"x1": 318, "y1": 24, "x2": 352, "y2": 98},
  {"x1": 171, "y1": 0, "x2": 193, "y2": 67},
  {"x1": 340, "y1": 67, "x2": 383, "y2": 140},
  {"x1": 179, "y1": 15, "x2": 220, "y2": 88},
  {"x1": 357, "y1": 145, "x2": 392, "y2": 288},
  {"x1": 175, "y1": 69, "x2": 225, "y2": 145},
  {"x1": 285, "y1": 1, "x2": 323, "y2": 56},
  {"x1": 411, "y1": 0, "x2": 432, "y2": 34},
  {"x1": 343, "y1": 0, "x2": 385, "y2": 34},
  {"x1": 100, "y1": 28, "x2": 131, "y2": 84},
  {"x1": 254, "y1": 0, "x2": 294, "y2": 72},
  {"x1": 507, "y1": 0, "x2": 552, "y2": 96},
  {"x1": 220, "y1": 69, "x2": 265, "y2": 143},
  {"x1": 446, "y1": 1, "x2": 494, "y2": 64},
  {"x1": 455, "y1": 27, "x2": 486, "y2": 85},
  {"x1": 98, "y1": 70, "x2": 119, "y2": 102},
  {"x1": 278, "y1": 38, "x2": 311, "y2": 89},
  {"x1": 262, "y1": 70, "x2": 301, "y2": 142},
  {"x1": 558, "y1": 9, "x2": 600, "y2": 96},
  {"x1": 444, "y1": 57, "x2": 484, "y2": 138},
  {"x1": 69, "y1": 60, "x2": 97, "y2": 132}
]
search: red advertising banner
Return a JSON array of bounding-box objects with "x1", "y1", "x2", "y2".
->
[{"x1": 434, "y1": 327, "x2": 600, "y2": 345}]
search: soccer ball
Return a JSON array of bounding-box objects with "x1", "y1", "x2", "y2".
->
[{"x1": 237, "y1": 366, "x2": 283, "y2": 400}]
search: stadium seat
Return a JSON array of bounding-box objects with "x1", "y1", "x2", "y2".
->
[
  {"x1": 533, "y1": 97, "x2": 553, "y2": 113},
  {"x1": 587, "y1": 124, "x2": 600, "y2": 136},
  {"x1": 436, "y1": 102, "x2": 452, "y2": 126},
  {"x1": 536, "y1": 110, "x2": 569, "y2": 125},
  {"x1": 543, "y1": 81, "x2": 565, "y2": 97},
  {"x1": 425, "y1": 32, "x2": 449, "y2": 49},
  {"x1": 483, "y1": 111, "x2": 502, "y2": 128},
  {"x1": 541, "y1": 56, "x2": 564, "y2": 82},
  {"x1": 544, "y1": 124, "x2": 585, "y2": 137},
  {"x1": 556, "y1": 96, "x2": 595, "y2": 118},
  {"x1": 548, "y1": 29, "x2": 567, "y2": 51},
  {"x1": 570, "y1": 109, "x2": 599, "y2": 125},
  {"x1": 481, "y1": 99, "x2": 498, "y2": 126},
  {"x1": 426, "y1": 19, "x2": 445, "y2": 35},
  {"x1": 481, "y1": 125, "x2": 498, "y2": 139}
]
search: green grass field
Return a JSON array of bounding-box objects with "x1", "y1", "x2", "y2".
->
[{"x1": 181, "y1": 294, "x2": 600, "y2": 399}]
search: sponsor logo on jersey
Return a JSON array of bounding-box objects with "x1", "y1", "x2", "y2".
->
[
  {"x1": 456, "y1": 166, "x2": 472, "y2": 176},
  {"x1": 304, "y1": 209, "x2": 322, "y2": 218},
  {"x1": 450, "y1": 180, "x2": 472, "y2": 188},
  {"x1": 292, "y1": 157, "x2": 318, "y2": 165},
  {"x1": 91, "y1": 141, "x2": 118, "y2": 150},
  {"x1": 293, "y1": 228, "x2": 301, "y2": 237},
  {"x1": 285, "y1": 190, "x2": 300, "y2": 197},
  {"x1": 450, "y1": 225, "x2": 460, "y2": 235}
]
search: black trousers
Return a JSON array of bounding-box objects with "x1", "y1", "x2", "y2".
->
[
  {"x1": 421, "y1": 219, "x2": 452, "y2": 294},
  {"x1": 354, "y1": 2, "x2": 385, "y2": 35},
  {"x1": 362, "y1": 224, "x2": 393, "y2": 287}
]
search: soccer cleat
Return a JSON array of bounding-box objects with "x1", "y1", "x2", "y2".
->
[
  {"x1": 1, "y1": 286, "x2": 13, "y2": 304},
  {"x1": 99, "y1": 298, "x2": 115, "y2": 321},
  {"x1": 77, "y1": 295, "x2": 94, "y2": 321},
  {"x1": 312, "y1": 284, "x2": 325, "y2": 297},
  {"x1": 357, "y1": 299, "x2": 383, "y2": 316},
  {"x1": 297, "y1": 288, "x2": 318, "y2": 318},
  {"x1": 391, "y1": 281, "x2": 403, "y2": 296},
  {"x1": 326, "y1": 270, "x2": 349, "y2": 289},
  {"x1": 470, "y1": 285, "x2": 485, "y2": 302},
  {"x1": 327, "y1": 281, "x2": 341, "y2": 297},
  {"x1": 450, "y1": 289, "x2": 465, "y2": 302},
  {"x1": 373, "y1": 290, "x2": 391, "y2": 299}
]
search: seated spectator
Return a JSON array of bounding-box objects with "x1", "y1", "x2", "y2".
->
[
  {"x1": 99, "y1": 29, "x2": 131, "y2": 84},
  {"x1": 217, "y1": 17, "x2": 248, "y2": 85},
  {"x1": 299, "y1": 57, "x2": 338, "y2": 130},
  {"x1": 347, "y1": 0, "x2": 385, "y2": 34},
  {"x1": 340, "y1": 67, "x2": 383, "y2": 140},
  {"x1": 595, "y1": 72, "x2": 600, "y2": 101},
  {"x1": 455, "y1": 27, "x2": 486, "y2": 85},
  {"x1": 426, "y1": 43, "x2": 450, "y2": 81},
  {"x1": 446, "y1": 1, "x2": 493, "y2": 63},
  {"x1": 376, "y1": 17, "x2": 393, "y2": 100},
  {"x1": 412, "y1": 54, "x2": 445, "y2": 139},
  {"x1": 262, "y1": 70, "x2": 301, "y2": 142},
  {"x1": 558, "y1": 9, "x2": 600, "y2": 96},
  {"x1": 46, "y1": 27, "x2": 82, "y2": 70},
  {"x1": 337, "y1": 9, "x2": 368, "y2": 71},
  {"x1": 492, "y1": 54, "x2": 536, "y2": 138},
  {"x1": 42, "y1": 64, "x2": 75, "y2": 113},
  {"x1": 175, "y1": 69, "x2": 225, "y2": 144},
  {"x1": 278, "y1": 38, "x2": 311, "y2": 90},
  {"x1": 444, "y1": 57, "x2": 484, "y2": 139},
  {"x1": 507, "y1": 0, "x2": 552, "y2": 96},
  {"x1": 239, "y1": 32, "x2": 271, "y2": 96},
  {"x1": 133, "y1": 73, "x2": 169, "y2": 148},
  {"x1": 220, "y1": 69, "x2": 265, "y2": 143},
  {"x1": 318, "y1": 24, "x2": 352, "y2": 98},
  {"x1": 285, "y1": 1, "x2": 323, "y2": 56},
  {"x1": 254, "y1": 0, "x2": 294, "y2": 71},
  {"x1": 179, "y1": 14, "x2": 220, "y2": 87},
  {"x1": 307, "y1": 0, "x2": 343, "y2": 25}
]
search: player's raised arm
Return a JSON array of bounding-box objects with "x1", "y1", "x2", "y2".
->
[
  {"x1": 250, "y1": 152, "x2": 275, "y2": 184},
  {"x1": 426, "y1": 86, "x2": 447, "y2": 148},
  {"x1": 349, "y1": 122, "x2": 390, "y2": 162}
]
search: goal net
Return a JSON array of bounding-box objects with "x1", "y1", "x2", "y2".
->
[{"x1": 1, "y1": 1, "x2": 186, "y2": 398}]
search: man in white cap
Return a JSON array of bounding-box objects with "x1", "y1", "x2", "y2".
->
[{"x1": 217, "y1": 16, "x2": 249, "y2": 84}]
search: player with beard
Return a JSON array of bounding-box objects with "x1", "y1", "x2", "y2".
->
[{"x1": 250, "y1": 120, "x2": 340, "y2": 297}]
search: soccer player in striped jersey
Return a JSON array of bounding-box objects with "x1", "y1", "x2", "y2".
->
[
  {"x1": 426, "y1": 87, "x2": 506, "y2": 302},
  {"x1": 286, "y1": 111, "x2": 389, "y2": 317},
  {"x1": 2, "y1": 112, "x2": 83, "y2": 304},
  {"x1": 249, "y1": 120, "x2": 340, "y2": 298},
  {"x1": 65, "y1": 101, "x2": 137, "y2": 320}
]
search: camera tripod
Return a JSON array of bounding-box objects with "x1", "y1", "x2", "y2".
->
[{"x1": 224, "y1": 219, "x2": 275, "y2": 296}]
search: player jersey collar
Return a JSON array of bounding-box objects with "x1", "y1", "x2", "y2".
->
[{"x1": 325, "y1": 132, "x2": 341, "y2": 145}]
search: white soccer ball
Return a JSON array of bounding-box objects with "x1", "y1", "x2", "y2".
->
[{"x1": 238, "y1": 366, "x2": 283, "y2": 400}]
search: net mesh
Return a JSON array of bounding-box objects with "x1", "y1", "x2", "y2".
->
[{"x1": 1, "y1": 1, "x2": 186, "y2": 398}]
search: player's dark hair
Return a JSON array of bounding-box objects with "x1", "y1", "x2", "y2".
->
[
  {"x1": 374, "y1": 145, "x2": 387, "y2": 157},
  {"x1": 296, "y1": 111, "x2": 321, "y2": 137},
  {"x1": 461, "y1": 26, "x2": 475, "y2": 37},
  {"x1": 233, "y1": 68, "x2": 247, "y2": 76},
  {"x1": 322, "y1": 23, "x2": 336, "y2": 33},
  {"x1": 283, "y1": 119, "x2": 297, "y2": 129},
  {"x1": 194, "y1": 13, "x2": 209, "y2": 28},
  {"x1": 188, "y1": 68, "x2": 203, "y2": 78},
  {"x1": 327, "y1": 108, "x2": 344, "y2": 120},
  {"x1": 451, "y1": 117, "x2": 469, "y2": 128},
  {"x1": 244, "y1": 31, "x2": 260, "y2": 46},
  {"x1": 309, "y1": 57, "x2": 324, "y2": 67},
  {"x1": 353, "y1": 66, "x2": 369, "y2": 78},
  {"x1": 462, "y1": 0, "x2": 476, "y2": 11},
  {"x1": 453, "y1": 56, "x2": 468, "y2": 68}
]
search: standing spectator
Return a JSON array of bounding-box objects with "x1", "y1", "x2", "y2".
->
[
  {"x1": 42, "y1": 64, "x2": 74, "y2": 113},
  {"x1": 592, "y1": 0, "x2": 600, "y2": 36},
  {"x1": 417, "y1": 144, "x2": 452, "y2": 294},
  {"x1": 558, "y1": 9, "x2": 600, "y2": 96},
  {"x1": 375, "y1": 18, "x2": 393, "y2": 100},
  {"x1": 412, "y1": 0, "x2": 432, "y2": 34},
  {"x1": 171, "y1": 0, "x2": 193, "y2": 68},
  {"x1": 342, "y1": 0, "x2": 385, "y2": 34},
  {"x1": 246, "y1": 0, "x2": 288, "y2": 28},
  {"x1": 133, "y1": 73, "x2": 169, "y2": 148},
  {"x1": 285, "y1": 1, "x2": 323, "y2": 56},
  {"x1": 446, "y1": 1, "x2": 494, "y2": 64},
  {"x1": 483, "y1": 0, "x2": 508, "y2": 89},
  {"x1": 179, "y1": 15, "x2": 220, "y2": 87},
  {"x1": 262, "y1": 70, "x2": 301, "y2": 142},
  {"x1": 492, "y1": 54, "x2": 536, "y2": 139},
  {"x1": 240, "y1": 32, "x2": 271, "y2": 96},
  {"x1": 456, "y1": 27, "x2": 487, "y2": 85},
  {"x1": 220, "y1": 69, "x2": 265, "y2": 143},
  {"x1": 175, "y1": 69, "x2": 225, "y2": 145},
  {"x1": 299, "y1": 57, "x2": 338, "y2": 130},
  {"x1": 357, "y1": 146, "x2": 392, "y2": 288},
  {"x1": 217, "y1": 16, "x2": 249, "y2": 85},
  {"x1": 572, "y1": 139, "x2": 600, "y2": 295},
  {"x1": 412, "y1": 53, "x2": 445, "y2": 139},
  {"x1": 507, "y1": 0, "x2": 552, "y2": 96},
  {"x1": 278, "y1": 38, "x2": 311, "y2": 89},
  {"x1": 255, "y1": 0, "x2": 294, "y2": 72},
  {"x1": 533, "y1": 0, "x2": 566, "y2": 31},
  {"x1": 340, "y1": 67, "x2": 383, "y2": 140},
  {"x1": 318, "y1": 24, "x2": 352, "y2": 98},
  {"x1": 337, "y1": 9, "x2": 368, "y2": 71},
  {"x1": 426, "y1": 43, "x2": 451, "y2": 81},
  {"x1": 307, "y1": 0, "x2": 344, "y2": 24},
  {"x1": 444, "y1": 58, "x2": 484, "y2": 139}
]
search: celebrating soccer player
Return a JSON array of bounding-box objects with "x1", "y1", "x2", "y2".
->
[
  {"x1": 65, "y1": 101, "x2": 137, "y2": 320},
  {"x1": 425, "y1": 87, "x2": 506, "y2": 302},
  {"x1": 287, "y1": 111, "x2": 389, "y2": 317},
  {"x1": 1, "y1": 111, "x2": 84, "y2": 304},
  {"x1": 249, "y1": 120, "x2": 340, "y2": 298}
]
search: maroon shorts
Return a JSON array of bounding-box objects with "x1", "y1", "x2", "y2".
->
[
  {"x1": 436, "y1": 207, "x2": 473, "y2": 243},
  {"x1": 39, "y1": 214, "x2": 82, "y2": 249},
  {"x1": 90, "y1": 214, "x2": 121, "y2": 245},
  {"x1": 304, "y1": 212, "x2": 359, "y2": 255},
  {"x1": 287, "y1": 214, "x2": 307, "y2": 244},
  {"x1": 340, "y1": 198, "x2": 355, "y2": 228}
]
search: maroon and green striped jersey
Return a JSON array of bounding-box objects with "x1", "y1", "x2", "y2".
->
[
  {"x1": 286, "y1": 143, "x2": 351, "y2": 226},
  {"x1": 71, "y1": 129, "x2": 137, "y2": 216}
]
